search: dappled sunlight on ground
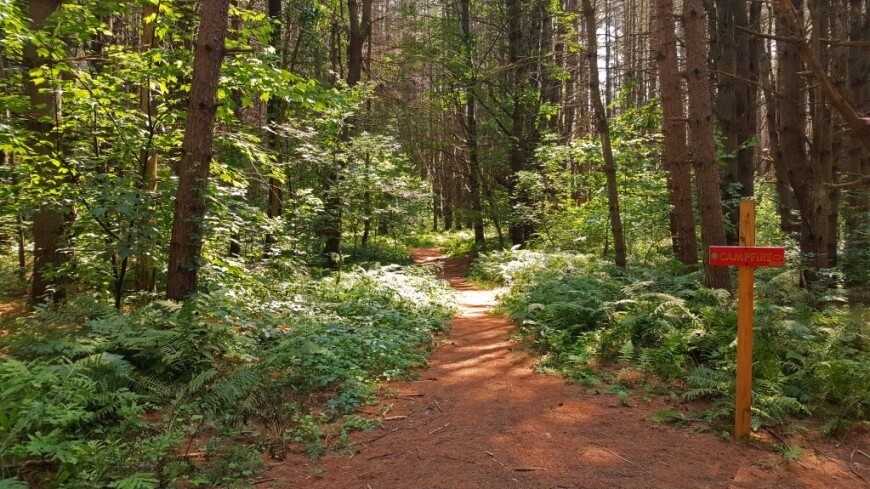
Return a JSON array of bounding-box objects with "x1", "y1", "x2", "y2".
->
[{"x1": 272, "y1": 248, "x2": 867, "y2": 489}]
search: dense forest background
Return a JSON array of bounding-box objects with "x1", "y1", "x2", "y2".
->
[
  {"x1": 0, "y1": 0, "x2": 868, "y2": 487},
  {"x1": 1, "y1": 0, "x2": 868, "y2": 303}
]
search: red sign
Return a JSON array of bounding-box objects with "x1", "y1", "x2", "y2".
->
[{"x1": 709, "y1": 246, "x2": 785, "y2": 267}]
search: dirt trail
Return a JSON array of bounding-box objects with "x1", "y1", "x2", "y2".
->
[{"x1": 274, "y1": 249, "x2": 866, "y2": 488}]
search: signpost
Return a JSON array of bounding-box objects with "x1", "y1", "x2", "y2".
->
[{"x1": 709, "y1": 200, "x2": 785, "y2": 440}]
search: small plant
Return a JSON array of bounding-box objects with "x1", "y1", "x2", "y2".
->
[{"x1": 776, "y1": 444, "x2": 804, "y2": 461}]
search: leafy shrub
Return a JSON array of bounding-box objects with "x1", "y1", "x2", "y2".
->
[
  {"x1": 488, "y1": 249, "x2": 870, "y2": 433},
  {"x1": 0, "y1": 263, "x2": 453, "y2": 487}
]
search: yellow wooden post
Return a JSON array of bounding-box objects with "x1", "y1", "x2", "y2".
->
[{"x1": 734, "y1": 200, "x2": 755, "y2": 440}]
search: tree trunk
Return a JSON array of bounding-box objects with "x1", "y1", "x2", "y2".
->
[
  {"x1": 775, "y1": 0, "x2": 831, "y2": 277},
  {"x1": 26, "y1": 0, "x2": 68, "y2": 303},
  {"x1": 459, "y1": 0, "x2": 485, "y2": 246},
  {"x1": 809, "y1": 0, "x2": 836, "y2": 265},
  {"x1": 135, "y1": 2, "x2": 159, "y2": 292},
  {"x1": 842, "y1": 0, "x2": 870, "y2": 285},
  {"x1": 684, "y1": 0, "x2": 732, "y2": 291},
  {"x1": 655, "y1": 0, "x2": 698, "y2": 266},
  {"x1": 711, "y1": 0, "x2": 759, "y2": 244},
  {"x1": 758, "y1": 19, "x2": 800, "y2": 236},
  {"x1": 266, "y1": 0, "x2": 283, "y2": 248},
  {"x1": 166, "y1": 0, "x2": 230, "y2": 300},
  {"x1": 506, "y1": 0, "x2": 531, "y2": 247},
  {"x1": 323, "y1": 0, "x2": 370, "y2": 268},
  {"x1": 582, "y1": 0, "x2": 627, "y2": 267}
]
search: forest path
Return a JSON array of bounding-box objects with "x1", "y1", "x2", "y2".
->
[{"x1": 273, "y1": 248, "x2": 863, "y2": 489}]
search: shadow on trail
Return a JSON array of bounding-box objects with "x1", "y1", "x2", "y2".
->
[{"x1": 271, "y1": 248, "x2": 863, "y2": 489}]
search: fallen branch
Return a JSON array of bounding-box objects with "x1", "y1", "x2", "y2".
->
[
  {"x1": 384, "y1": 415, "x2": 407, "y2": 421},
  {"x1": 513, "y1": 467, "x2": 545, "y2": 472}
]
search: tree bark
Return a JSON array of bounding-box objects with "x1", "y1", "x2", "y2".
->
[
  {"x1": 684, "y1": 0, "x2": 732, "y2": 291},
  {"x1": 773, "y1": 0, "x2": 870, "y2": 152},
  {"x1": 26, "y1": 0, "x2": 68, "y2": 303},
  {"x1": 506, "y1": 0, "x2": 532, "y2": 247},
  {"x1": 166, "y1": 0, "x2": 230, "y2": 300},
  {"x1": 842, "y1": 0, "x2": 870, "y2": 285},
  {"x1": 266, "y1": 0, "x2": 283, "y2": 248},
  {"x1": 775, "y1": 0, "x2": 831, "y2": 276},
  {"x1": 655, "y1": 0, "x2": 698, "y2": 266},
  {"x1": 323, "y1": 0, "x2": 370, "y2": 268},
  {"x1": 711, "y1": 0, "x2": 760, "y2": 244},
  {"x1": 582, "y1": 0, "x2": 627, "y2": 267},
  {"x1": 459, "y1": 0, "x2": 485, "y2": 246},
  {"x1": 135, "y1": 2, "x2": 159, "y2": 292}
]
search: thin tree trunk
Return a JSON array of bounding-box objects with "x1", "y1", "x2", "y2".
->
[
  {"x1": 166, "y1": 0, "x2": 230, "y2": 300},
  {"x1": 582, "y1": 0, "x2": 627, "y2": 267},
  {"x1": 655, "y1": 0, "x2": 698, "y2": 266},
  {"x1": 459, "y1": 0, "x2": 485, "y2": 246},
  {"x1": 810, "y1": 0, "x2": 836, "y2": 265},
  {"x1": 266, "y1": 0, "x2": 283, "y2": 248},
  {"x1": 842, "y1": 0, "x2": 869, "y2": 285},
  {"x1": 506, "y1": 0, "x2": 531, "y2": 247},
  {"x1": 323, "y1": 0, "x2": 370, "y2": 268},
  {"x1": 135, "y1": 2, "x2": 159, "y2": 292},
  {"x1": 684, "y1": 0, "x2": 732, "y2": 291}
]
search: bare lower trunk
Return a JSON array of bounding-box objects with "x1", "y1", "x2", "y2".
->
[
  {"x1": 583, "y1": 0, "x2": 626, "y2": 267},
  {"x1": 842, "y1": 0, "x2": 870, "y2": 285},
  {"x1": 684, "y1": 0, "x2": 732, "y2": 291},
  {"x1": 26, "y1": 0, "x2": 69, "y2": 303},
  {"x1": 323, "y1": 0, "x2": 370, "y2": 268},
  {"x1": 775, "y1": 0, "x2": 831, "y2": 277},
  {"x1": 135, "y1": 2, "x2": 159, "y2": 292},
  {"x1": 460, "y1": 0, "x2": 485, "y2": 246},
  {"x1": 166, "y1": 0, "x2": 230, "y2": 300},
  {"x1": 655, "y1": 0, "x2": 698, "y2": 266}
]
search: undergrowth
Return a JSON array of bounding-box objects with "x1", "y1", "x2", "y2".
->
[
  {"x1": 0, "y1": 259, "x2": 453, "y2": 488},
  {"x1": 473, "y1": 250, "x2": 870, "y2": 436}
]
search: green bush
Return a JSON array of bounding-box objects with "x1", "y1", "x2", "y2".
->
[
  {"x1": 0, "y1": 263, "x2": 453, "y2": 487},
  {"x1": 487, "y1": 249, "x2": 870, "y2": 433}
]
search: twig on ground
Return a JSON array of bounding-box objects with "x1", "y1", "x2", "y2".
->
[
  {"x1": 485, "y1": 450, "x2": 507, "y2": 467},
  {"x1": 385, "y1": 415, "x2": 407, "y2": 421},
  {"x1": 434, "y1": 399, "x2": 443, "y2": 412},
  {"x1": 347, "y1": 427, "x2": 399, "y2": 447},
  {"x1": 252, "y1": 478, "x2": 277, "y2": 485},
  {"x1": 857, "y1": 449, "x2": 870, "y2": 461},
  {"x1": 367, "y1": 451, "x2": 393, "y2": 460},
  {"x1": 850, "y1": 450, "x2": 868, "y2": 482},
  {"x1": 816, "y1": 448, "x2": 865, "y2": 483},
  {"x1": 603, "y1": 448, "x2": 637, "y2": 466},
  {"x1": 441, "y1": 454, "x2": 475, "y2": 464},
  {"x1": 428, "y1": 423, "x2": 450, "y2": 435}
]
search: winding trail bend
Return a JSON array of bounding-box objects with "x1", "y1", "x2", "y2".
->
[{"x1": 274, "y1": 248, "x2": 864, "y2": 489}]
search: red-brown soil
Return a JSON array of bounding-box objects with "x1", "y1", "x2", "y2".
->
[{"x1": 271, "y1": 249, "x2": 868, "y2": 488}]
